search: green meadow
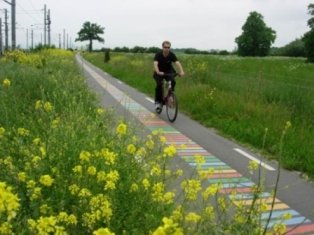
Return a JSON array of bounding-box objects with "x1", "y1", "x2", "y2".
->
[
  {"x1": 2, "y1": 50, "x2": 295, "y2": 234},
  {"x1": 83, "y1": 52, "x2": 314, "y2": 179}
]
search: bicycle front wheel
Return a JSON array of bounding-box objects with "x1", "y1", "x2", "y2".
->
[{"x1": 166, "y1": 92, "x2": 178, "y2": 122}]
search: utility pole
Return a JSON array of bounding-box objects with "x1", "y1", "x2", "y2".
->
[
  {"x1": 3, "y1": 9, "x2": 8, "y2": 51},
  {"x1": 11, "y1": 0, "x2": 15, "y2": 49},
  {"x1": 31, "y1": 28, "x2": 33, "y2": 49},
  {"x1": 44, "y1": 4, "x2": 46, "y2": 45},
  {"x1": 47, "y1": 9, "x2": 51, "y2": 46},
  {"x1": 63, "y1": 28, "x2": 65, "y2": 49},
  {"x1": 58, "y1": 33, "x2": 61, "y2": 49},
  {"x1": 0, "y1": 18, "x2": 2, "y2": 55},
  {"x1": 3, "y1": 0, "x2": 15, "y2": 50},
  {"x1": 26, "y1": 28, "x2": 28, "y2": 49}
]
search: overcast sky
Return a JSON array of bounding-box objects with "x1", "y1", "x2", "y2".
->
[{"x1": 1, "y1": 0, "x2": 313, "y2": 51}]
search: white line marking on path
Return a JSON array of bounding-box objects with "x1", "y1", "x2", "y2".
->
[
  {"x1": 234, "y1": 148, "x2": 276, "y2": 171},
  {"x1": 146, "y1": 97, "x2": 154, "y2": 103},
  {"x1": 117, "y1": 81, "x2": 122, "y2": 84}
]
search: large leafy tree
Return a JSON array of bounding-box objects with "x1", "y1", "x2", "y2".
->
[
  {"x1": 235, "y1": 11, "x2": 276, "y2": 56},
  {"x1": 303, "y1": 4, "x2": 314, "y2": 62},
  {"x1": 75, "y1": 22, "x2": 104, "y2": 52}
]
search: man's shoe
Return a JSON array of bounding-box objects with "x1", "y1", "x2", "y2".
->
[{"x1": 155, "y1": 103, "x2": 162, "y2": 114}]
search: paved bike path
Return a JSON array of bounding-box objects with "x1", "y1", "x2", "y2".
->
[{"x1": 77, "y1": 54, "x2": 314, "y2": 234}]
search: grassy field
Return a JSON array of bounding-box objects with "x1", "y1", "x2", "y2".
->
[
  {"x1": 1, "y1": 50, "x2": 292, "y2": 234},
  {"x1": 83, "y1": 52, "x2": 314, "y2": 179}
]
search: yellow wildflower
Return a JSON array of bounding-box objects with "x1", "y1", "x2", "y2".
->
[
  {"x1": 285, "y1": 121, "x2": 292, "y2": 130},
  {"x1": 0, "y1": 182, "x2": 20, "y2": 221},
  {"x1": 35, "y1": 216, "x2": 57, "y2": 234},
  {"x1": 146, "y1": 139, "x2": 154, "y2": 150},
  {"x1": 175, "y1": 169, "x2": 183, "y2": 177},
  {"x1": 93, "y1": 227, "x2": 115, "y2": 235},
  {"x1": 202, "y1": 184, "x2": 219, "y2": 200},
  {"x1": 57, "y1": 212, "x2": 77, "y2": 225},
  {"x1": 152, "y1": 182, "x2": 165, "y2": 202},
  {"x1": 97, "y1": 171, "x2": 107, "y2": 182},
  {"x1": 40, "y1": 204, "x2": 52, "y2": 215},
  {"x1": 106, "y1": 170, "x2": 119, "y2": 182},
  {"x1": 87, "y1": 166, "x2": 97, "y2": 176},
  {"x1": 32, "y1": 156, "x2": 41, "y2": 167},
  {"x1": 152, "y1": 217, "x2": 183, "y2": 235},
  {"x1": 163, "y1": 192, "x2": 175, "y2": 204},
  {"x1": 18, "y1": 172, "x2": 27, "y2": 182},
  {"x1": 181, "y1": 179, "x2": 202, "y2": 201},
  {"x1": 0, "y1": 127, "x2": 5, "y2": 137},
  {"x1": 43, "y1": 101, "x2": 53, "y2": 112},
  {"x1": 130, "y1": 183, "x2": 139, "y2": 192},
  {"x1": 26, "y1": 180, "x2": 36, "y2": 189},
  {"x1": 0, "y1": 222, "x2": 12, "y2": 234},
  {"x1": 171, "y1": 206, "x2": 183, "y2": 221},
  {"x1": 159, "y1": 136, "x2": 167, "y2": 144},
  {"x1": 185, "y1": 212, "x2": 201, "y2": 223},
  {"x1": 35, "y1": 100, "x2": 43, "y2": 110},
  {"x1": 67, "y1": 214, "x2": 78, "y2": 225},
  {"x1": 151, "y1": 165, "x2": 161, "y2": 176},
  {"x1": 97, "y1": 108, "x2": 105, "y2": 115},
  {"x1": 18, "y1": 127, "x2": 30, "y2": 136},
  {"x1": 68, "y1": 184, "x2": 80, "y2": 195},
  {"x1": 78, "y1": 188, "x2": 92, "y2": 198},
  {"x1": 204, "y1": 206, "x2": 215, "y2": 219},
  {"x1": 39, "y1": 175, "x2": 54, "y2": 187},
  {"x1": 30, "y1": 187, "x2": 42, "y2": 200},
  {"x1": 248, "y1": 160, "x2": 259, "y2": 172},
  {"x1": 283, "y1": 213, "x2": 292, "y2": 220},
  {"x1": 127, "y1": 144, "x2": 136, "y2": 154},
  {"x1": 273, "y1": 223, "x2": 287, "y2": 234},
  {"x1": 104, "y1": 180, "x2": 116, "y2": 190},
  {"x1": 218, "y1": 197, "x2": 227, "y2": 210},
  {"x1": 116, "y1": 122, "x2": 127, "y2": 136},
  {"x1": 163, "y1": 145, "x2": 176, "y2": 157},
  {"x1": 40, "y1": 146, "x2": 46, "y2": 157},
  {"x1": 51, "y1": 117, "x2": 60, "y2": 128},
  {"x1": 32, "y1": 137, "x2": 41, "y2": 145},
  {"x1": 194, "y1": 154, "x2": 205, "y2": 165},
  {"x1": 142, "y1": 178, "x2": 150, "y2": 190},
  {"x1": 100, "y1": 148, "x2": 117, "y2": 165},
  {"x1": 80, "y1": 150, "x2": 91, "y2": 162},
  {"x1": 2, "y1": 78, "x2": 11, "y2": 88}
]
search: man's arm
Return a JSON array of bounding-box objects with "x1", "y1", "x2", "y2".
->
[
  {"x1": 154, "y1": 61, "x2": 164, "y2": 76},
  {"x1": 175, "y1": 61, "x2": 185, "y2": 76}
]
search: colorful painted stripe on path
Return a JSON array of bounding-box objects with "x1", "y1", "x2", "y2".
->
[{"x1": 82, "y1": 59, "x2": 314, "y2": 234}]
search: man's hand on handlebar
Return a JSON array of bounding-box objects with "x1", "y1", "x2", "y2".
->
[{"x1": 178, "y1": 71, "x2": 185, "y2": 77}]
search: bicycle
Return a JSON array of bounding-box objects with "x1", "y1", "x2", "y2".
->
[{"x1": 156, "y1": 73, "x2": 178, "y2": 122}]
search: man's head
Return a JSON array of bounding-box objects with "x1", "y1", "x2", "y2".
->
[{"x1": 162, "y1": 40, "x2": 171, "y2": 55}]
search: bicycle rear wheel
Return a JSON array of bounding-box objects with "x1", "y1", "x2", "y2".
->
[{"x1": 166, "y1": 92, "x2": 178, "y2": 122}]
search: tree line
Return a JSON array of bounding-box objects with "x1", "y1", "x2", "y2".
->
[{"x1": 75, "y1": 4, "x2": 314, "y2": 62}]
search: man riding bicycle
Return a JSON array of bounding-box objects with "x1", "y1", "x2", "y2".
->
[{"x1": 153, "y1": 40, "x2": 185, "y2": 113}]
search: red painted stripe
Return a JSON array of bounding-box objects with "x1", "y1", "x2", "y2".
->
[
  {"x1": 209, "y1": 172, "x2": 242, "y2": 179},
  {"x1": 286, "y1": 223, "x2": 314, "y2": 234},
  {"x1": 178, "y1": 152, "x2": 210, "y2": 156},
  {"x1": 220, "y1": 187, "x2": 252, "y2": 194}
]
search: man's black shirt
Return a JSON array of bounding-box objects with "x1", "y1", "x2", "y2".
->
[{"x1": 154, "y1": 51, "x2": 178, "y2": 74}]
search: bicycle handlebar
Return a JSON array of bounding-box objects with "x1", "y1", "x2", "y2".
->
[{"x1": 162, "y1": 72, "x2": 179, "y2": 78}]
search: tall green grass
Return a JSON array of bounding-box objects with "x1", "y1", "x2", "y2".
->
[
  {"x1": 83, "y1": 52, "x2": 314, "y2": 179},
  {"x1": 0, "y1": 50, "x2": 295, "y2": 234}
]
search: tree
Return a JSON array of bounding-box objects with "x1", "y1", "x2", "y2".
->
[
  {"x1": 303, "y1": 4, "x2": 314, "y2": 62},
  {"x1": 272, "y1": 38, "x2": 305, "y2": 57},
  {"x1": 75, "y1": 22, "x2": 104, "y2": 52},
  {"x1": 235, "y1": 11, "x2": 276, "y2": 56}
]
